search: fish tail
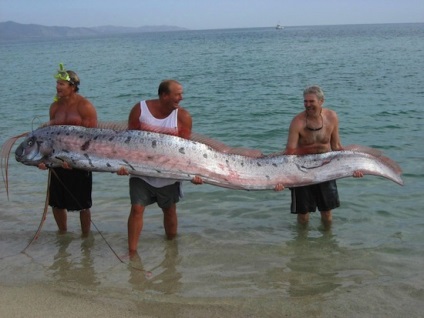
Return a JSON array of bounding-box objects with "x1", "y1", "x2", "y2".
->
[{"x1": 345, "y1": 144, "x2": 402, "y2": 174}]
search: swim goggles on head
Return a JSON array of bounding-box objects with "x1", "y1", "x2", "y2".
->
[
  {"x1": 54, "y1": 63, "x2": 74, "y2": 84},
  {"x1": 53, "y1": 63, "x2": 73, "y2": 101}
]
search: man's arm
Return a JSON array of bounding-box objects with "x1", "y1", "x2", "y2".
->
[
  {"x1": 329, "y1": 111, "x2": 342, "y2": 151},
  {"x1": 128, "y1": 103, "x2": 141, "y2": 130},
  {"x1": 177, "y1": 108, "x2": 193, "y2": 139},
  {"x1": 79, "y1": 100, "x2": 98, "y2": 128},
  {"x1": 284, "y1": 119, "x2": 301, "y2": 155},
  {"x1": 177, "y1": 107, "x2": 203, "y2": 184}
]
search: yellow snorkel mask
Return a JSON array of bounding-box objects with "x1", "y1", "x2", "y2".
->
[
  {"x1": 53, "y1": 63, "x2": 74, "y2": 101},
  {"x1": 54, "y1": 63, "x2": 71, "y2": 82}
]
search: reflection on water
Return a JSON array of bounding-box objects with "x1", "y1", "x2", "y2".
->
[
  {"x1": 48, "y1": 233, "x2": 99, "y2": 288},
  {"x1": 286, "y1": 225, "x2": 341, "y2": 297},
  {"x1": 41, "y1": 231, "x2": 184, "y2": 296},
  {"x1": 128, "y1": 240, "x2": 182, "y2": 294}
]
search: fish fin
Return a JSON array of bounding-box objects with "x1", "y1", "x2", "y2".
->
[
  {"x1": 58, "y1": 120, "x2": 265, "y2": 157},
  {"x1": 1, "y1": 132, "x2": 29, "y2": 199},
  {"x1": 96, "y1": 121, "x2": 180, "y2": 135},
  {"x1": 191, "y1": 133, "x2": 232, "y2": 152},
  {"x1": 96, "y1": 120, "x2": 129, "y2": 131},
  {"x1": 95, "y1": 121, "x2": 265, "y2": 157},
  {"x1": 343, "y1": 144, "x2": 383, "y2": 156},
  {"x1": 265, "y1": 151, "x2": 286, "y2": 158},
  {"x1": 227, "y1": 147, "x2": 264, "y2": 158},
  {"x1": 191, "y1": 133, "x2": 263, "y2": 158},
  {"x1": 38, "y1": 120, "x2": 131, "y2": 131},
  {"x1": 140, "y1": 123, "x2": 179, "y2": 135}
]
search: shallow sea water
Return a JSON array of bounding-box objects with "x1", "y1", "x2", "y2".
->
[{"x1": 0, "y1": 23, "x2": 423, "y2": 317}]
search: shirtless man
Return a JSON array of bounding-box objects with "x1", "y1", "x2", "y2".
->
[
  {"x1": 39, "y1": 64, "x2": 97, "y2": 236},
  {"x1": 281, "y1": 85, "x2": 362, "y2": 226}
]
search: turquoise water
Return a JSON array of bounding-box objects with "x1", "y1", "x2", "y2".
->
[{"x1": 1, "y1": 23, "x2": 423, "y2": 317}]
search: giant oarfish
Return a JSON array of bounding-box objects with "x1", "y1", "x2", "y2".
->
[{"x1": 13, "y1": 125, "x2": 403, "y2": 190}]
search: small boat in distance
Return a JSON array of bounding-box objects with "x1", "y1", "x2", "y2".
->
[{"x1": 275, "y1": 24, "x2": 284, "y2": 30}]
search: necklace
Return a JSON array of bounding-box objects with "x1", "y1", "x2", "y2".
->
[{"x1": 305, "y1": 112, "x2": 323, "y2": 131}]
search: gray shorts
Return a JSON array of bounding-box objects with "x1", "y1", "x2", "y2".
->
[
  {"x1": 290, "y1": 180, "x2": 340, "y2": 214},
  {"x1": 129, "y1": 178, "x2": 181, "y2": 209}
]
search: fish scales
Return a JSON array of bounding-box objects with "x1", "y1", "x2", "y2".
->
[{"x1": 14, "y1": 125, "x2": 404, "y2": 190}]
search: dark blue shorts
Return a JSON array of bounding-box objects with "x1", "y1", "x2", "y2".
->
[{"x1": 290, "y1": 180, "x2": 340, "y2": 214}]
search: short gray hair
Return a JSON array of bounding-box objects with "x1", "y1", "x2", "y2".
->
[{"x1": 303, "y1": 85, "x2": 324, "y2": 101}]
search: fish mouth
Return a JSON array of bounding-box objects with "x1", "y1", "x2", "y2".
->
[
  {"x1": 14, "y1": 143, "x2": 25, "y2": 162},
  {"x1": 14, "y1": 137, "x2": 41, "y2": 163}
]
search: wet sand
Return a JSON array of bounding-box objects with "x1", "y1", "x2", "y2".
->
[{"x1": 0, "y1": 284, "x2": 147, "y2": 318}]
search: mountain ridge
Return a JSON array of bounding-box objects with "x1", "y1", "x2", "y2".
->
[{"x1": 0, "y1": 21, "x2": 188, "y2": 40}]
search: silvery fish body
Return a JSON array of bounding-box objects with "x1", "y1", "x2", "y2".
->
[{"x1": 14, "y1": 126, "x2": 403, "y2": 190}]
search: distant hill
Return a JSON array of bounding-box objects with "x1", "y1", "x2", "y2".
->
[{"x1": 0, "y1": 21, "x2": 188, "y2": 40}]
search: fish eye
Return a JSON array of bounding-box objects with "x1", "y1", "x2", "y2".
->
[{"x1": 27, "y1": 137, "x2": 35, "y2": 147}]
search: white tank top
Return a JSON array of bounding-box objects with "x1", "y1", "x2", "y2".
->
[{"x1": 134, "y1": 100, "x2": 179, "y2": 188}]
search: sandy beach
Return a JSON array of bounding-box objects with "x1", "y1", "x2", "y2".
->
[
  {"x1": 0, "y1": 283, "x2": 251, "y2": 318},
  {"x1": 0, "y1": 284, "x2": 148, "y2": 318}
]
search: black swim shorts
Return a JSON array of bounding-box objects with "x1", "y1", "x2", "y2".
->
[
  {"x1": 49, "y1": 168, "x2": 93, "y2": 211},
  {"x1": 290, "y1": 180, "x2": 340, "y2": 214}
]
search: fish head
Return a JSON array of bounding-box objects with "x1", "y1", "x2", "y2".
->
[{"x1": 15, "y1": 133, "x2": 53, "y2": 165}]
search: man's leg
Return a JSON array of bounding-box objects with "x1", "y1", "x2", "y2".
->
[
  {"x1": 320, "y1": 210, "x2": 332, "y2": 228},
  {"x1": 53, "y1": 207, "x2": 67, "y2": 233},
  {"x1": 80, "y1": 208, "x2": 91, "y2": 236},
  {"x1": 162, "y1": 203, "x2": 177, "y2": 239},
  {"x1": 128, "y1": 204, "x2": 145, "y2": 254},
  {"x1": 297, "y1": 212, "x2": 310, "y2": 225}
]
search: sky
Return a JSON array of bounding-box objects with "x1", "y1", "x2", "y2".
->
[{"x1": 0, "y1": 0, "x2": 423, "y2": 30}]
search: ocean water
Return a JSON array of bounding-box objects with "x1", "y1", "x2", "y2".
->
[{"x1": 0, "y1": 23, "x2": 423, "y2": 317}]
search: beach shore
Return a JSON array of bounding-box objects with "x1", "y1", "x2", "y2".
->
[
  {"x1": 0, "y1": 284, "x2": 150, "y2": 318},
  {"x1": 0, "y1": 283, "x2": 246, "y2": 318}
]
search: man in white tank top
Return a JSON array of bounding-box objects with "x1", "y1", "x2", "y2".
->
[{"x1": 118, "y1": 80, "x2": 202, "y2": 255}]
